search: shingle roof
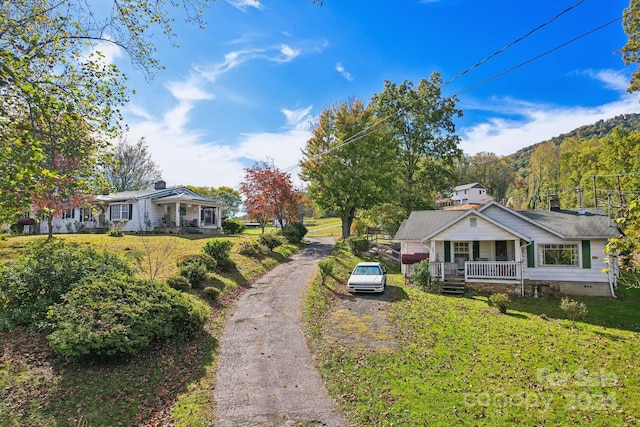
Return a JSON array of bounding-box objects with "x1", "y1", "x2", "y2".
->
[
  {"x1": 519, "y1": 208, "x2": 619, "y2": 239},
  {"x1": 393, "y1": 210, "x2": 466, "y2": 240}
]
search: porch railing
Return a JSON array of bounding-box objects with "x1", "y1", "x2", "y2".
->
[{"x1": 429, "y1": 261, "x2": 520, "y2": 282}]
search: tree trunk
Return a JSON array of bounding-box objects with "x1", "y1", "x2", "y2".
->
[
  {"x1": 341, "y1": 216, "x2": 354, "y2": 240},
  {"x1": 47, "y1": 216, "x2": 54, "y2": 240}
]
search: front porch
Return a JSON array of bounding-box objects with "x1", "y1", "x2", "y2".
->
[{"x1": 430, "y1": 260, "x2": 522, "y2": 284}]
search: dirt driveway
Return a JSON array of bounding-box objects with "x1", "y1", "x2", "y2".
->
[{"x1": 214, "y1": 237, "x2": 347, "y2": 427}]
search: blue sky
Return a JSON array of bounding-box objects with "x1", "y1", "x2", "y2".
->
[{"x1": 101, "y1": 0, "x2": 640, "y2": 189}]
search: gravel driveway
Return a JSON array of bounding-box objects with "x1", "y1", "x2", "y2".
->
[{"x1": 214, "y1": 237, "x2": 347, "y2": 427}]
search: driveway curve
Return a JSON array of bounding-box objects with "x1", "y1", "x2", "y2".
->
[{"x1": 214, "y1": 237, "x2": 347, "y2": 427}]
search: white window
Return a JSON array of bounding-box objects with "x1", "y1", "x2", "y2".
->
[
  {"x1": 110, "y1": 204, "x2": 130, "y2": 221},
  {"x1": 454, "y1": 242, "x2": 469, "y2": 261},
  {"x1": 62, "y1": 208, "x2": 74, "y2": 219},
  {"x1": 539, "y1": 244, "x2": 578, "y2": 266}
]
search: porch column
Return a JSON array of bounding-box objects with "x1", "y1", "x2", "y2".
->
[
  {"x1": 175, "y1": 202, "x2": 181, "y2": 226},
  {"x1": 197, "y1": 205, "x2": 202, "y2": 227},
  {"x1": 514, "y1": 239, "x2": 522, "y2": 262},
  {"x1": 216, "y1": 206, "x2": 222, "y2": 228}
]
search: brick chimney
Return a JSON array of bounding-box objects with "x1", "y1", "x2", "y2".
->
[
  {"x1": 154, "y1": 180, "x2": 166, "y2": 190},
  {"x1": 548, "y1": 196, "x2": 560, "y2": 211}
]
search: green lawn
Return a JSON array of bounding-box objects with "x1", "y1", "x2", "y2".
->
[{"x1": 305, "y1": 243, "x2": 640, "y2": 426}]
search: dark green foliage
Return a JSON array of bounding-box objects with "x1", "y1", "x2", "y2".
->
[
  {"x1": 488, "y1": 293, "x2": 510, "y2": 314},
  {"x1": 409, "y1": 260, "x2": 441, "y2": 293},
  {"x1": 259, "y1": 232, "x2": 285, "y2": 250},
  {"x1": 46, "y1": 275, "x2": 210, "y2": 358},
  {"x1": 177, "y1": 253, "x2": 217, "y2": 271},
  {"x1": 282, "y1": 222, "x2": 308, "y2": 243},
  {"x1": 166, "y1": 275, "x2": 191, "y2": 291},
  {"x1": 178, "y1": 262, "x2": 208, "y2": 288},
  {"x1": 222, "y1": 218, "x2": 246, "y2": 235},
  {"x1": 345, "y1": 236, "x2": 369, "y2": 255},
  {"x1": 203, "y1": 286, "x2": 221, "y2": 302},
  {"x1": 202, "y1": 239, "x2": 233, "y2": 262},
  {"x1": 215, "y1": 257, "x2": 236, "y2": 272},
  {"x1": 0, "y1": 239, "x2": 131, "y2": 330},
  {"x1": 318, "y1": 259, "x2": 334, "y2": 285},
  {"x1": 238, "y1": 240, "x2": 267, "y2": 256}
]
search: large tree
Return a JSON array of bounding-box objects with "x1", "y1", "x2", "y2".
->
[
  {"x1": 622, "y1": 0, "x2": 640, "y2": 92},
  {"x1": 455, "y1": 152, "x2": 516, "y2": 202},
  {"x1": 103, "y1": 137, "x2": 162, "y2": 192},
  {"x1": 370, "y1": 73, "x2": 463, "y2": 215},
  {"x1": 0, "y1": 0, "x2": 210, "y2": 223},
  {"x1": 300, "y1": 99, "x2": 396, "y2": 240},
  {"x1": 239, "y1": 161, "x2": 303, "y2": 234}
]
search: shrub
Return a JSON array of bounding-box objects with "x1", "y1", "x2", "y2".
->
[
  {"x1": 0, "y1": 239, "x2": 131, "y2": 330},
  {"x1": 260, "y1": 232, "x2": 285, "y2": 250},
  {"x1": 410, "y1": 260, "x2": 441, "y2": 293},
  {"x1": 222, "y1": 218, "x2": 246, "y2": 235},
  {"x1": 560, "y1": 297, "x2": 588, "y2": 326},
  {"x1": 282, "y1": 222, "x2": 308, "y2": 243},
  {"x1": 202, "y1": 239, "x2": 233, "y2": 262},
  {"x1": 351, "y1": 218, "x2": 367, "y2": 236},
  {"x1": 167, "y1": 275, "x2": 191, "y2": 291},
  {"x1": 177, "y1": 253, "x2": 217, "y2": 271},
  {"x1": 46, "y1": 275, "x2": 210, "y2": 358},
  {"x1": 203, "y1": 286, "x2": 221, "y2": 302},
  {"x1": 215, "y1": 257, "x2": 237, "y2": 272},
  {"x1": 178, "y1": 262, "x2": 209, "y2": 288},
  {"x1": 318, "y1": 259, "x2": 334, "y2": 286},
  {"x1": 488, "y1": 293, "x2": 510, "y2": 314},
  {"x1": 346, "y1": 236, "x2": 369, "y2": 256},
  {"x1": 238, "y1": 240, "x2": 267, "y2": 256}
]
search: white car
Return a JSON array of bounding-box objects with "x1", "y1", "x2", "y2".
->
[{"x1": 347, "y1": 262, "x2": 386, "y2": 293}]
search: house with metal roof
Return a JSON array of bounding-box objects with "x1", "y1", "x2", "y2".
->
[
  {"x1": 38, "y1": 181, "x2": 224, "y2": 235},
  {"x1": 394, "y1": 200, "x2": 620, "y2": 297}
]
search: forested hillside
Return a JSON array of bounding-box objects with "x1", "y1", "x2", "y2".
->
[
  {"x1": 456, "y1": 114, "x2": 640, "y2": 211},
  {"x1": 509, "y1": 113, "x2": 640, "y2": 172}
]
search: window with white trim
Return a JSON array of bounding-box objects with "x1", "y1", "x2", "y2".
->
[
  {"x1": 110, "y1": 204, "x2": 130, "y2": 221},
  {"x1": 539, "y1": 244, "x2": 578, "y2": 266},
  {"x1": 62, "y1": 208, "x2": 74, "y2": 219},
  {"x1": 454, "y1": 242, "x2": 469, "y2": 261}
]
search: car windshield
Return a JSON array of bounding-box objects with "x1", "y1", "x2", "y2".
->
[{"x1": 353, "y1": 266, "x2": 381, "y2": 275}]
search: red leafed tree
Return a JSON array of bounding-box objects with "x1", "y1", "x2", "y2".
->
[{"x1": 239, "y1": 161, "x2": 303, "y2": 234}]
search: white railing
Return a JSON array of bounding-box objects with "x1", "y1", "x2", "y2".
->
[
  {"x1": 466, "y1": 261, "x2": 520, "y2": 281},
  {"x1": 429, "y1": 262, "x2": 445, "y2": 281}
]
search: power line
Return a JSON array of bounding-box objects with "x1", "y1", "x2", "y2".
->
[{"x1": 285, "y1": 4, "x2": 625, "y2": 175}]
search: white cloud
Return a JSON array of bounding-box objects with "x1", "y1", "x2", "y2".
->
[
  {"x1": 83, "y1": 40, "x2": 123, "y2": 66},
  {"x1": 459, "y1": 93, "x2": 640, "y2": 157},
  {"x1": 167, "y1": 77, "x2": 214, "y2": 102},
  {"x1": 282, "y1": 106, "x2": 313, "y2": 130},
  {"x1": 336, "y1": 62, "x2": 354, "y2": 82},
  {"x1": 226, "y1": 0, "x2": 263, "y2": 11},
  {"x1": 580, "y1": 69, "x2": 630, "y2": 92}
]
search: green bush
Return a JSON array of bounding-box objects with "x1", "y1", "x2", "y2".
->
[
  {"x1": 46, "y1": 275, "x2": 210, "y2": 358},
  {"x1": 346, "y1": 236, "x2": 369, "y2": 255},
  {"x1": 318, "y1": 259, "x2": 334, "y2": 285},
  {"x1": 222, "y1": 218, "x2": 246, "y2": 235},
  {"x1": 560, "y1": 297, "x2": 588, "y2": 326},
  {"x1": 215, "y1": 257, "x2": 236, "y2": 272},
  {"x1": 282, "y1": 222, "x2": 308, "y2": 243},
  {"x1": 0, "y1": 239, "x2": 131, "y2": 330},
  {"x1": 202, "y1": 239, "x2": 233, "y2": 262},
  {"x1": 238, "y1": 240, "x2": 267, "y2": 256},
  {"x1": 167, "y1": 275, "x2": 191, "y2": 291},
  {"x1": 409, "y1": 260, "x2": 441, "y2": 293},
  {"x1": 203, "y1": 286, "x2": 221, "y2": 302},
  {"x1": 488, "y1": 293, "x2": 510, "y2": 314},
  {"x1": 177, "y1": 253, "x2": 217, "y2": 271},
  {"x1": 260, "y1": 232, "x2": 285, "y2": 250},
  {"x1": 178, "y1": 262, "x2": 209, "y2": 287}
]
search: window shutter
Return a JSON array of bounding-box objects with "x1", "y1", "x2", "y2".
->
[
  {"x1": 444, "y1": 241, "x2": 451, "y2": 263},
  {"x1": 128, "y1": 204, "x2": 133, "y2": 220},
  {"x1": 527, "y1": 242, "x2": 535, "y2": 268},
  {"x1": 473, "y1": 241, "x2": 480, "y2": 260},
  {"x1": 71, "y1": 209, "x2": 75, "y2": 219},
  {"x1": 582, "y1": 240, "x2": 591, "y2": 269}
]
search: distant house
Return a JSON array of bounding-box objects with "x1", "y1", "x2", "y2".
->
[
  {"x1": 38, "y1": 181, "x2": 224, "y2": 235},
  {"x1": 394, "y1": 200, "x2": 619, "y2": 297},
  {"x1": 436, "y1": 183, "x2": 494, "y2": 209}
]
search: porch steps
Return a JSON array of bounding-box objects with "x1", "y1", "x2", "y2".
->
[{"x1": 442, "y1": 276, "x2": 466, "y2": 295}]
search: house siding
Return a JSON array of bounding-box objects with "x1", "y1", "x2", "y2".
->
[{"x1": 432, "y1": 214, "x2": 519, "y2": 242}]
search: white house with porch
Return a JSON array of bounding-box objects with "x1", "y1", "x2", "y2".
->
[
  {"x1": 38, "y1": 181, "x2": 224, "y2": 235},
  {"x1": 394, "y1": 200, "x2": 620, "y2": 297}
]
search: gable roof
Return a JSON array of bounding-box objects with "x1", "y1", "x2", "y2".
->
[
  {"x1": 455, "y1": 182, "x2": 485, "y2": 191},
  {"x1": 93, "y1": 186, "x2": 222, "y2": 206},
  {"x1": 519, "y1": 208, "x2": 619, "y2": 239},
  {"x1": 394, "y1": 210, "x2": 465, "y2": 241}
]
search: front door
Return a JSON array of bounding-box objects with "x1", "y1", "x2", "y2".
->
[{"x1": 495, "y1": 240, "x2": 508, "y2": 261}]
